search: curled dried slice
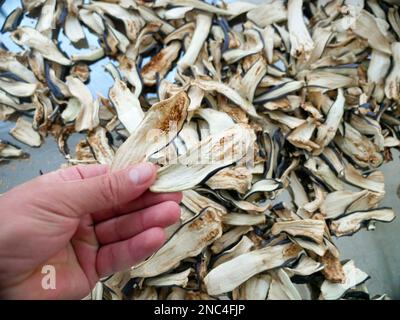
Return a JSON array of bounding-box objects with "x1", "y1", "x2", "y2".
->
[
  {"x1": 330, "y1": 208, "x2": 395, "y2": 237},
  {"x1": 11, "y1": 27, "x2": 71, "y2": 65},
  {"x1": 10, "y1": 117, "x2": 41, "y2": 147},
  {"x1": 288, "y1": 0, "x2": 314, "y2": 61},
  {"x1": 112, "y1": 91, "x2": 189, "y2": 170},
  {"x1": 0, "y1": 139, "x2": 27, "y2": 158},
  {"x1": 204, "y1": 242, "x2": 302, "y2": 295},
  {"x1": 131, "y1": 208, "x2": 222, "y2": 278},
  {"x1": 87, "y1": 127, "x2": 114, "y2": 165},
  {"x1": 0, "y1": 78, "x2": 37, "y2": 97},
  {"x1": 150, "y1": 124, "x2": 256, "y2": 192},
  {"x1": 109, "y1": 79, "x2": 144, "y2": 134},
  {"x1": 66, "y1": 76, "x2": 99, "y2": 132},
  {"x1": 192, "y1": 79, "x2": 259, "y2": 119},
  {"x1": 141, "y1": 41, "x2": 181, "y2": 86},
  {"x1": 320, "y1": 260, "x2": 369, "y2": 300}
]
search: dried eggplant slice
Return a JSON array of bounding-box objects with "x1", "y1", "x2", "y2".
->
[
  {"x1": 192, "y1": 79, "x2": 259, "y2": 119},
  {"x1": 112, "y1": 91, "x2": 189, "y2": 170},
  {"x1": 0, "y1": 139, "x2": 27, "y2": 158},
  {"x1": 141, "y1": 41, "x2": 181, "y2": 86},
  {"x1": 222, "y1": 213, "x2": 266, "y2": 226},
  {"x1": 320, "y1": 190, "x2": 369, "y2": 219},
  {"x1": 11, "y1": 27, "x2": 71, "y2": 65},
  {"x1": 109, "y1": 79, "x2": 144, "y2": 134},
  {"x1": 267, "y1": 269, "x2": 302, "y2": 300},
  {"x1": 145, "y1": 268, "x2": 192, "y2": 288},
  {"x1": 87, "y1": 127, "x2": 114, "y2": 165},
  {"x1": 213, "y1": 235, "x2": 254, "y2": 268},
  {"x1": 66, "y1": 76, "x2": 99, "y2": 132},
  {"x1": 320, "y1": 260, "x2": 369, "y2": 300},
  {"x1": 0, "y1": 77, "x2": 37, "y2": 97},
  {"x1": 271, "y1": 219, "x2": 326, "y2": 244},
  {"x1": 150, "y1": 124, "x2": 256, "y2": 192},
  {"x1": 131, "y1": 208, "x2": 222, "y2": 278},
  {"x1": 178, "y1": 13, "x2": 212, "y2": 71},
  {"x1": 330, "y1": 208, "x2": 395, "y2": 237},
  {"x1": 204, "y1": 242, "x2": 303, "y2": 295},
  {"x1": 232, "y1": 274, "x2": 271, "y2": 300},
  {"x1": 9, "y1": 117, "x2": 41, "y2": 147},
  {"x1": 206, "y1": 166, "x2": 252, "y2": 194}
]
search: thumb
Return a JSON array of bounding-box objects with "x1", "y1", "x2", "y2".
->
[{"x1": 36, "y1": 162, "x2": 158, "y2": 217}]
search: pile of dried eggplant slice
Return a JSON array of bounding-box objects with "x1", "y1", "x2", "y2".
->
[{"x1": 1, "y1": 0, "x2": 399, "y2": 300}]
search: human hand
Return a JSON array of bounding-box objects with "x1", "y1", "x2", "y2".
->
[{"x1": 0, "y1": 163, "x2": 181, "y2": 299}]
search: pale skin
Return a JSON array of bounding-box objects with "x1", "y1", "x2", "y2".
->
[{"x1": 0, "y1": 162, "x2": 182, "y2": 299}]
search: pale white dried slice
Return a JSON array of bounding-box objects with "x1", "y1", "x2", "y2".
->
[
  {"x1": 195, "y1": 108, "x2": 234, "y2": 135},
  {"x1": 109, "y1": 79, "x2": 144, "y2": 134},
  {"x1": 314, "y1": 89, "x2": 345, "y2": 152},
  {"x1": 11, "y1": 27, "x2": 71, "y2": 65},
  {"x1": 0, "y1": 51, "x2": 37, "y2": 83},
  {"x1": 255, "y1": 81, "x2": 304, "y2": 104},
  {"x1": 343, "y1": 163, "x2": 385, "y2": 193},
  {"x1": 206, "y1": 166, "x2": 252, "y2": 194},
  {"x1": 131, "y1": 208, "x2": 222, "y2": 278},
  {"x1": 305, "y1": 157, "x2": 345, "y2": 191},
  {"x1": 385, "y1": 42, "x2": 400, "y2": 101},
  {"x1": 320, "y1": 260, "x2": 369, "y2": 300},
  {"x1": 204, "y1": 242, "x2": 302, "y2": 295},
  {"x1": 145, "y1": 268, "x2": 192, "y2": 288},
  {"x1": 150, "y1": 124, "x2": 256, "y2": 192},
  {"x1": 267, "y1": 269, "x2": 302, "y2": 300},
  {"x1": 78, "y1": 8, "x2": 104, "y2": 35},
  {"x1": 320, "y1": 190, "x2": 369, "y2": 219},
  {"x1": 290, "y1": 236, "x2": 327, "y2": 257},
  {"x1": 65, "y1": 13, "x2": 85, "y2": 44},
  {"x1": 87, "y1": 127, "x2": 114, "y2": 165},
  {"x1": 83, "y1": 2, "x2": 143, "y2": 41},
  {"x1": 0, "y1": 78, "x2": 37, "y2": 97},
  {"x1": 232, "y1": 274, "x2": 271, "y2": 300},
  {"x1": 223, "y1": 29, "x2": 264, "y2": 64},
  {"x1": 62, "y1": 97, "x2": 81, "y2": 123},
  {"x1": 178, "y1": 13, "x2": 212, "y2": 70},
  {"x1": 10, "y1": 117, "x2": 41, "y2": 147},
  {"x1": 71, "y1": 47, "x2": 105, "y2": 62},
  {"x1": 288, "y1": 0, "x2": 314, "y2": 61},
  {"x1": 352, "y1": 9, "x2": 392, "y2": 55},
  {"x1": 36, "y1": 0, "x2": 56, "y2": 34},
  {"x1": 272, "y1": 219, "x2": 325, "y2": 244},
  {"x1": 192, "y1": 79, "x2": 259, "y2": 119},
  {"x1": 368, "y1": 50, "x2": 391, "y2": 102},
  {"x1": 112, "y1": 91, "x2": 189, "y2": 170},
  {"x1": 330, "y1": 208, "x2": 395, "y2": 237},
  {"x1": 211, "y1": 226, "x2": 252, "y2": 254},
  {"x1": 0, "y1": 140, "x2": 26, "y2": 158},
  {"x1": 213, "y1": 235, "x2": 254, "y2": 268},
  {"x1": 284, "y1": 254, "x2": 324, "y2": 277},
  {"x1": 222, "y1": 213, "x2": 266, "y2": 226},
  {"x1": 287, "y1": 120, "x2": 320, "y2": 152},
  {"x1": 66, "y1": 76, "x2": 99, "y2": 132},
  {"x1": 247, "y1": 0, "x2": 286, "y2": 28},
  {"x1": 182, "y1": 189, "x2": 227, "y2": 216},
  {"x1": 265, "y1": 110, "x2": 306, "y2": 129},
  {"x1": 244, "y1": 179, "x2": 282, "y2": 199},
  {"x1": 154, "y1": 0, "x2": 230, "y2": 15}
]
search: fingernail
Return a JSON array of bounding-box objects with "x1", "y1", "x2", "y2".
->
[{"x1": 129, "y1": 163, "x2": 154, "y2": 185}]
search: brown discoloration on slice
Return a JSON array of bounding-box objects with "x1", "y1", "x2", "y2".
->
[
  {"x1": 320, "y1": 250, "x2": 346, "y2": 283},
  {"x1": 156, "y1": 91, "x2": 189, "y2": 132},
  {"x1": 141, "y1": 42, "x2": 181, "y2": 86},
  {"x1": 283, "y1": 243, "x2": 302, "y2": 258}
]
